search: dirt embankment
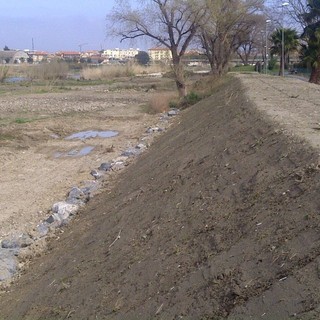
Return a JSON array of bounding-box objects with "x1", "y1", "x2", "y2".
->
[{"x1": 0, "y1": 75, "x2": 320, "y2": 319}]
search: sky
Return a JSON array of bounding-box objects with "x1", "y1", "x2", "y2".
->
[{"x1": 0, "y1": 0, "x2": 143, "y2": 52}]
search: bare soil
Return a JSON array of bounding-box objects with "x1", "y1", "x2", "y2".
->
[
  {"x1": 0, "y1": 78, "x2": 175, "y2": 239},
  {"x1": 0, "y1": 74, "x2": 320, "y2": 319}
]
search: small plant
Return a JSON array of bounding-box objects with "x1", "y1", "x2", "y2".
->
[
  {"x1": 185, "y1": 91, "x2": 201, "y2": 105},
  {"x1": 14, "y1": 117, "x2": 32, "y2": 124}
]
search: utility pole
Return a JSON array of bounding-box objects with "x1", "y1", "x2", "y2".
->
[
  {"x1": 265, "y1": 20, "x2": 271, "y2": 75},
  {"x1": 281, "y1": 2, "x2": 289, "y2": 77},
  {"x1": 78, "y1": 43, "x2": 88, "y2": 53}
]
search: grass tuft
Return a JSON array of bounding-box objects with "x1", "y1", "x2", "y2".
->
[
  {"x1": 145, "y1": 92, "x2": 178, "y2": 114},
  {"x1": 14, "y1": 118, "x2": 32, "y2": 124}
]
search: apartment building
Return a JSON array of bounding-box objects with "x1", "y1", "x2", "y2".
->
[
  {"x1": 148, "y1": 47, "x2": 172, "y2": 62},
  {"x1": 103, "y1": 48, "x2": 139, "y2": 60}
]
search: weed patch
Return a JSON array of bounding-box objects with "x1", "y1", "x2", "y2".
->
[
  {"x1": 14, "y1": 118, "x2": 32, "y2": 124},
  {"x1": 0, "y1": 133, "x2": 15, "y2": 141},
  {"x1": 145, "y1": 92, "x2": 178, "y2": 114}
]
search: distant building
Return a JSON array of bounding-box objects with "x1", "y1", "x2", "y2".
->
[
  {"x1": 28, "y1": 51, "x2": 49, "y2": 63},
  {"x1": 0, "y1": 50, "x2": 29, "y2": 64},
  {"x1": 103, "y1": 48, "x2": 139, "y2": 60},
  {"x1": 88, "y1": 55, "x2": 105, "y2": 64},
  {"x1": 55, "y1": 51, "x2": 81, "y2": 61},
  {"x1": 148, "y1": 47, "x2": 172, "y2": 62},
  {"x1": 81, "y1": 50, "x2": 101, "y2": 58},
  {"x1": 80, "y1": 50, "x2": 105, "y2": 64},
  {"x1": 183, "y1": 49, "x2": 208, "y2": 66}
]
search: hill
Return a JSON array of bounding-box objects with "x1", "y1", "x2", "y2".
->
[{"x1": 0, "y1": 74, "x2": 320, "y2": 319}]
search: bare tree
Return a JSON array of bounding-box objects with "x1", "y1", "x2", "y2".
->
[
  {"x1": 107, "y1": 0, "x2": 206, "y2": 97},
  {"x1": 236, "y1": 14, "x2": 266, "y2": 65},
  {"x1": 285, "y1": 0, "x2": 308, "y2": 29},
  {"x1": 264, "y1": 0, "x2": 306, "y2": 32},
  {"x1": 199, "y1": 0, "x2": 264, "y2": 75}
]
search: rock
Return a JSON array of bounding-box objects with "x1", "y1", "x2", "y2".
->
[
  {"x1": 1, "y1": 239, "x2": 18, "y2": 249},
  {"x1": 112, "y1": 162, "x2": 125, "y2": 171},
  {"x1": 36, "y1": 222, "x2": 49, "y2": 238},
  {"x1": 146, "y1": 127, "x2": 163, "y2": 133},
  {"x1": 46, "y1": 213, "x2": 62, "y2": 224},
  {"x1": 98, "y1": 162, "x2": 112, "y2": 171},
  {"x1": 90, "y1": 170, "x2": 102, "y2": 180},
  {"x1": 113, "y1": 156, "x2": 128, "y2": 163},
  {"x1": 0, "y1": 249, "x2": 18, "y2": 281},
  {"x1": 52, "y1": 201, "x2": 79, "y2": 220},
  {"x1": 1, "y1": 233, "x2": 33, "y2": 249},
  {"x1": 168, "y1": 108, "x2": 180, "y2": 116},
  {"x1": 136, "y1": 143, "x2": 146, "y2": 150},
  {"x1": 80, "y1": 181, "x2": 99, "y2": 198},
  {"x1": 66, "y1": 187, "x2": 88, "y2": 205},
  {"x1": 121, "y1": 148, "x2": 140, "y2": 157}
]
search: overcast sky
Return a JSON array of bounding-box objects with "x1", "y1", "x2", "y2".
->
[{"x1": 0, "y1": 0, "x2": 144, "y2": 52}]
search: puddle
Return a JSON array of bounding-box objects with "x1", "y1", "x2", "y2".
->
[
  {"x1": 65, "y1": 130, "x2": 119, "y2": 140},
  {"x1": 4, "y1": 77, "x2": 29, "y2": 83},
  {"x1": 54, "y1": 146, "x2": 95, "y2": 158}
]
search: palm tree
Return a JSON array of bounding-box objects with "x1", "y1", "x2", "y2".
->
[
  {"x1": 301, "y1": 0, "x2": 320, "y2": 84},
  {"x1": 270, "y1": 28, "x2": 300, "y2": 76}
]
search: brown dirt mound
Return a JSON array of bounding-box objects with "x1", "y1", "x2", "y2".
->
[{"x1": 0, "y1": 75, "x2": 320, "y2": 319}]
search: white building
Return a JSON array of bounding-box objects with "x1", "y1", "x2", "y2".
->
[
  {"x1": 103, "y1": 48, "x2": 139, "y2": 60},
  {"x1": 148, "y1": 47, "x2": 172, "y2": 62}
]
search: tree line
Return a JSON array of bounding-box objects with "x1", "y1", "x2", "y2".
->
[{"x1": 107, "y1": 0, "x2": 320, "y2": 97}]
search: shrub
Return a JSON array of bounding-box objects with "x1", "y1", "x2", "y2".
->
[
  {"x1": 185, "y1": 91, "x2": 201, "y2": 105},
  {"x1": 268, "y1": 57, "x2": 277, "y2": 70}
]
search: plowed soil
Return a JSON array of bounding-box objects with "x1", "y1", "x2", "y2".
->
[{"x1": 0, "y1": 74, "x2": 320, "y2": 320}]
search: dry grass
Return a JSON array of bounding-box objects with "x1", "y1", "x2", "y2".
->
[
  {"x1": 189, "y1": 74, "x2": 224, "y2": 97},
  {"x1": 81, "y1": 64, "x2": 168, "y2": 80},
  {"x1": 27, "y1": 60, "x2": 69, "y2": 80},
  {"x1": 147, "y1": 91, "x2": 178, "y2": 114},
  {"x1": 0, "y1": 66, "x2": 9, "y2": 82}
]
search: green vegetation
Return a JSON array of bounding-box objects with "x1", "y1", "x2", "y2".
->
[
  {"x1": 230, "y1": 65, "x2": 255, "y2": 72},
  {"x1": 0, "y1": 133, "x2": 15, "y2": 141},
  {"x1": 301, "y1": 0, "x2": 320, "y2": 84},
  {"x1": 14, "y1": 117, "x2": 33, "y2": 124},
  {"x1": 135, "y1": 51, "x2": 150, "y2": 66},
  {"x1": 185, "y1": 91, "x2": 201, "y2": 105},
  {"x1": 270, "y1": 28, "x2": 299, "y2": 76}
]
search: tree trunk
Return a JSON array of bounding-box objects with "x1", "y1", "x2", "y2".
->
[
  {"x1": 279, "y1": 55, "x2": 284, "y2": 76},
  {"x1": 309, "y1": 64, "x2": 320, "y2": 84},
  {"x1": 172, "y1": 60, "x2": 187, "y2": 97}
]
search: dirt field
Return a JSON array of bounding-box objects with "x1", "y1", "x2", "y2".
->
[
  {"x1": 0, "y1": 74, "x2": 320, "y2": 319},
  {"x1": 0, "y1": 77, "x2": 176, "y2": 239}
]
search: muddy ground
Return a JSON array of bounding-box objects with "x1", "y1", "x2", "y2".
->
[{"x1": 0, "y1": 74, "x2": 320, "y2": 319}]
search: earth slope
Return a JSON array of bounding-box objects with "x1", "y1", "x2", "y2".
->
[{"x1": 0, "y1": 74, "x2": 320, "y2": 319}]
